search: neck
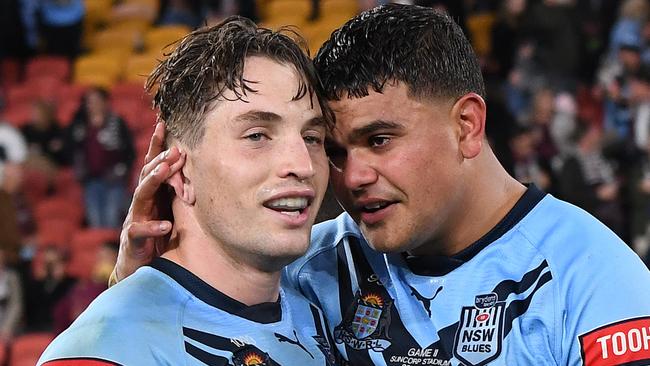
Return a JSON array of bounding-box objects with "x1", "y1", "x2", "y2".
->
[
  {"x1": 163, "y1": 202, "x2": 281, "y2": 306},
  {"x1": 411, "y1": 150, "x2": 526, "y2": 256}
]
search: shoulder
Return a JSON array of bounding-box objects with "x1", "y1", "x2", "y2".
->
[
  {"x1": 285, "y1": 213, "x2": 361, "y2": 285},
  {"x1": 38, "y1": 267, "x2": 188, "y2": 365}
]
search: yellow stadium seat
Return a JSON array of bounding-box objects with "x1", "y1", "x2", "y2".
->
[
  {"x1": 108, "y1": 18, "x2": 152, "y2": 35},
  {"x1": 321, "y1": 0, "x2": 359, "y2": 18},
  {"x1": 266, "y1": 0, "x2": 311, "y2": 21},
  {"x1": 83, "y1": 0, "x2": 112, "y2": 48},
  {"x1": 466, "y1": 12, "x2": 496, "y2": 57},
  {"x1": 110, "y1": 0, "x2": 159, "y2": 24},
  {"x1": 144, "y1": 25, "x2": 192, "y2": 53},
  {"x1": 123, "y1": 53, "x2": 160, "y2": 82},
  {"x1": 74, "y1": 54, "x2": 123, "y2": 88},
  {"x1": 91, "y1": 28, "x2": 140, "y2": 53}
]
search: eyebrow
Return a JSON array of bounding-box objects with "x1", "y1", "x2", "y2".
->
[
  {"x1": 233, "y1": 110, "x2": 327, "y2": 128},
  {"x1": 233, "y1": 110, "x2": 281, "y2": 123},
  {"x1": 349, "y1": 120, "x2": 404, "y2": 142}
]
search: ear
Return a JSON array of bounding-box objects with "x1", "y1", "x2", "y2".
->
[
  {"x1": 452, "y1": 93, "x2": 486, "y2": 159},
  {"x1": 167, "y1": 154, "x2": 196, "y2": 205}
]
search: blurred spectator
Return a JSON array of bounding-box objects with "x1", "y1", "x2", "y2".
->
[
  {"x1": 627, "y1": 134, "x2": 650, "y2": 264},
  {"x1": 527, "y1": 88, "x2": 559, "y2": 163},
  {"x1": 505, "y1": 125, "x2": 555, "y2": 192},
  {"x1": 0, "y1": 122, "x2": 27, "y2": 265},
  {"x1": 21, "y1": 100, "x2": 66, "y2": 174},
  {"x1": 53, "y1": 241, "x2": 117, "y2": 334},
  {"x1": 65, "y1": 88, "x2": 135, "y2": 228},
  {"x1": 23, "y1": 245, "x2": 75, "y2": 332},
  {"x1": 0, "y1": 0, "x2": 31, "y2": 58},
  {"x1": 157, "y1": 0, "x2": 204, "y2": 28},
  {"x1": 559, "y1": 123, "x2": 624, "y2": 237},
  {"x1": 607, "y1": 0, "x2": 648, "y2": 58},
  {"x1": 521, "y1": 0, "x2": 581, "y2": 92},
  {"x1": 22, "y1": 0, "x2": 85, "y2": 58},
  {"x1": 0, "y1": 248, "x2": 23, "y2": 346},
  {"x1": 630, "y1": 63, "x2": 650, "y2": 149},
  {"x1": 487, "y1": 0, "x2": 527, "y2": 81}
]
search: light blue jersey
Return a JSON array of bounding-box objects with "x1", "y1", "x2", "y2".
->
[
  {"x1": 39, "y1": 258, "x2": 337, "y2": 366},
  {"x1": 286, "y1": 186, "x2": 650, "y2": 366}
]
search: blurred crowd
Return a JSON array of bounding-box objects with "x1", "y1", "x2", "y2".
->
[{"x1": 0, "y1": 0, "x2": 650, "y2": 363}]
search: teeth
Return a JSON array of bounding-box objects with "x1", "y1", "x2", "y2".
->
[
  {"x1": 267, "y1": 197, "x2": 308, "y2": 210},
  {"x1": 365, "y1": 202, "x2": 386, "y2": 210}
]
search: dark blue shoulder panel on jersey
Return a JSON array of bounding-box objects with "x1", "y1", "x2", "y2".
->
[
  {"x1": 149, "y1": 257, "x2": 282, "y2": 324},
  {"x1": 405, "y1": 184, "x2": 546, "y2": 276}
]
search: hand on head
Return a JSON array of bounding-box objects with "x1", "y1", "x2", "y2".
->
[{"x1": 114, "y1": 122, "x2": 185, "y2": 283}]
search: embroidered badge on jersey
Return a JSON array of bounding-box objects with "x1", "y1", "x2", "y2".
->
[
  {"x1": 231, "y1": 345, "x2": 277, "y2": 366},
  {"x1": 579, "y1": 316, "x2": 650, "y2": 366},
  {"x1": 334, "y1": 290, "x2": 393, "y2": 351},
  {"x1": 453, "y1": 293, "x2": 506, "y2": 366}
]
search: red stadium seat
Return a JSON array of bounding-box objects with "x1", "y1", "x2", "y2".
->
[
  {"x1": 9, "y1": 332, "x2": 55, "y2": 366},
  {"x1": 111, "y1": 81, "x2": 150, "y2": 106},
  {"x1": 67, "y1": 247, "x2": 100, "y2": 280},
  {"x1": 21, "y1": 168, "x2": 51, "y2": 208},
  {"x1": 34, "y1": 198, "x2": 84, "y2": 227},
  {"x1": 1, "y1": 102, "x2": 31, "y2": 128},
  {"x1": 36, "y1": 218, "x2": 78, "y2": 248},
  {"x1": 25, "y1": 56, "x2": 71, "y2": 82},
  {"x1": 70, "y1": 228, "x2": 120, "y2": 252}
]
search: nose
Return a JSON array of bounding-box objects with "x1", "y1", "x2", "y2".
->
[
  {"x1": 278, "y1": 136, "x2": 316, "y2": 181},
  {"x1": 337, "y1": 149, "x2": 378, "y2": 193}
]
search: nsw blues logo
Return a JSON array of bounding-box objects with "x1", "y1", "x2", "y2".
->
[
  {"x1": 334, "y1": 291, "x2": 392, "y2": 351},
  {"x1": 453, "y1": 293, "x2": 505, "y2": 366}
]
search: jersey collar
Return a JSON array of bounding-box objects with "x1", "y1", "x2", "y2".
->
[
  {"x1": 149, "y1": 257, "x2": 282, "y2": 324},
  {"x1": 403, "y1": 184, "x2": 546, "y2": 276}
]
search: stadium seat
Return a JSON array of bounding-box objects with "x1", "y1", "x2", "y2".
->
[
  {"x1": 91, "y1": 28, "x2": 141, "y2": 54},
  {"x1": 9, "y1": 332, "x2": 55, "y2": 366},
  {"x1": 52, "y1": 169, "x2": 83, "y2": 202},
  {"x1": 123, "y1": 52, "x2": 159, "y2": 83},
  {"x1": 56, "y1": 98, "x2": 81, "y2": 127},
  {"x1": 25, "y1": 56, "x2": 71, "y2": 82},
  {"x1": 466, "y1": 12, "x2": 496, "y2": 57},
  {"x1": 82, "y1": 0, "x2": 112, "y2": 48},
  {"x1": 111, "y1": 81, "x2": 150, "y2": 105},
  {"x1": 111, "y1": 98, "x2": 146, "y2": 133},
  {"x1": 23, "y1": 76, "x2": 63, "y2": 102},
  {"x1": 67, "y1": 246, "x2": 100, "y2": 280},
  {"x1": 6, "y1": 84, "x2": 36, "y2": 107},
  {"x1": 0, "y1": 58, "x2": 21, "y2": 88},
  {"x1": 36, "y1": 218, "x2": 77, "y2": 248},
  {"x1": 70, "y1": 228, "x2": 120, "y2": 252},
  {"x1": 21, "y1": 167, "x2": 51, "y2": 208},
  {"x1": 34, "y1": 197, "x2": 84, "y2": 227},
  {"x1": 73, "y1": 54, "x2": 123, "y2": 88},
  {"x1": 1, "y1": 102, "x2": 31, "y2": 128},
  {"x1": 321, "y1": 0, "x2": 359, "y2": 17},
  {"x1": 144, "y1": 25, "x2": 190, "y2": 53},
  {"x1": 266, "y1": 0, "x2": 311, "y2": 21}
]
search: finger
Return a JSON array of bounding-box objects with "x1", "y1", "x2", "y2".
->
[
  {"x1": 131, "y1": 161, "x2": 172, "y2": 216},
  {"x1": 127, "y1": 221, "x2": 172, "y2": 248},
  {"x1": 139, "y1": 146, "x2": 181, "y2": 182},
  {"x1": 144, "y1": 122, "x2": 167, "y2": 164}
]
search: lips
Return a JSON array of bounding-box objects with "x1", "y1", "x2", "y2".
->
[
  {"x1": 262, "y1": 189, "x2": 315, "y2": 226},
  {"x1": 355, "y1": 198, "x2": 398, "y2": 225}
]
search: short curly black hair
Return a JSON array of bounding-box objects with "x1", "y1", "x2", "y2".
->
[
  {"x1": 314, "y1": 4, "x2": 485, "y2": 102},
  {"x1": 146, "y1": 16, "x2": 333, "y2": 148}
]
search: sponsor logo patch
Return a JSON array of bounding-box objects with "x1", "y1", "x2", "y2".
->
[
  {"x1": 580, "y1": 316, "x2": 650, "y2": 366},
  {"x1": 453, "y1": 294, "x2": 505, "y2": 366}
]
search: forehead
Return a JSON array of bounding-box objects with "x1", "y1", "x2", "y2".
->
[
  {"x1": 203, "y1": 56, "x2": 322, "y2": 127},
  {"x1": 329, "y1": 83, "x2": 450, "y2": 130}
]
